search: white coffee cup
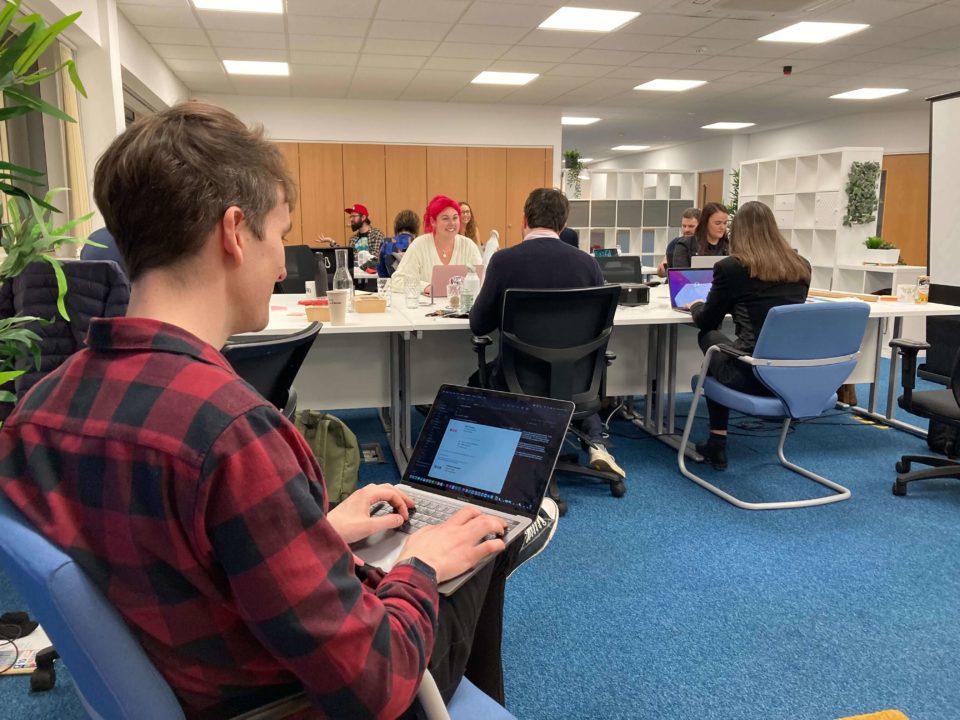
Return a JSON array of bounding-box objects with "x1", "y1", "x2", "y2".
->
[
  {"x1": 327, "y1": 289, "x2": 349, "y2": 325},
  {"x1": 304, "y1": 280, "x2": 317, "y2": 298}
]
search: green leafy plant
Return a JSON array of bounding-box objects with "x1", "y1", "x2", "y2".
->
[
  {"x1": 563, "y1": 149, "x2": 585, "y2": 199},
  {"x1": 0, "y1": 1, "x2": 89, "y2": 404},
  {"x1": 864, "y1": 235, "x2": 896, "y2": 250},
  {"x1": 728, "y1": 168, "x2": 740, "y2": 214},
  {"x1": 842, "y1": 160, "x2": 881, "y2": 227}
]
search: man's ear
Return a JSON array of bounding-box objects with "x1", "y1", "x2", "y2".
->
[{"x1": 220, "y1": 206, "x2": 246, "y2": 266}]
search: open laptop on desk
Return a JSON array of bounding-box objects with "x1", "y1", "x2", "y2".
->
[
  {"x1": 596, "y1": 255, "x2": 643, "y2": 284},
  {"x1": 667, "y1": 268, "x2": 714, "y2": 313},
  {"x1": 430, "y1": 264, "x2": 484, "y2": 297},
  {"x1": 352, "y1": 384, "x2": 574, "y2": 594}
]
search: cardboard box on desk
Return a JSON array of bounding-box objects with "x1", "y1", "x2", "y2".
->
[
  {"x1": 355, "y1": 296, "x2": 387, "y2": 313},
  {"x1": 305, "y1": 306, "x2": 331, "y2": 322}
]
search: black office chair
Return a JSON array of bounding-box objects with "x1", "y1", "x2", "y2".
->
[
  {"x1": 595, "y1": 255, "x2": 642, "y2": 285},
  {"x1": 890, "y1": 339, "x2": 960, "y2": 496},
  {"x1": 222, "y1": 323, "x2": 320, "y2": 419},
  {"x1": 277, "y1": 246, "x2": 321, "y2": 294},
  {"x1": 472, "y1": 286, "x2": 623, "y2": 514}
]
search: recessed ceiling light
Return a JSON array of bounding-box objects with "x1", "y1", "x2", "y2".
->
[
  {"x1": 193, "y1": 0, "x2": 282, "y2": 13},
  {"x1": 562, "y1": 116, "x2": 601, "y2": 125},
  {"x1": 830, "y1": 87, "x2": 909, "y2": 100},
  {"x1": 472, "y1": 71, "x2": 538, "y2": 86},
  {"x1": 223, "y1": 60, "x2": 289, "y2": 76},
  {"x1": 759, "y1": 22, "x2": 868, "y2": 44},
  {"x1": 702, "y1": 122, "x2": 755, "y2": 130},
  {"x1": 539, "y1": 6, "x2": 640, "y2": 33},
  {"x1": 634, "y1": 79, "x2": 707, "y2": 92},
  {"x1": 612, "y1": 145, "x2": 650, "y2": 151}
]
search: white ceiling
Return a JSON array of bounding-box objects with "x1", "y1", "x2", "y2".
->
[{"x1": 117, "y1": 0, "x2": 960, "y2": 161}]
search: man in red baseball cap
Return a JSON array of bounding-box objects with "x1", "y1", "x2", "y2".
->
[{"x1": 319, "y1": 204, "x2": 385, "y2": 269}]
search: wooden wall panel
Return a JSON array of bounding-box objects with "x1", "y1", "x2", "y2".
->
[
  {"x1": 342, "y1": 144, "x2": 387, "y2": 239},
  {"x1": 881, "y1": 153, "x2": 929, "y2": 267},
  {"x1": 385, "y1": 145, "x2": 427, "y2": 236},
  {"x1": 426, "y1": 146, "x2": 467, "y2": 207},
  {"x1": 275, "y1": 142, "x2": 303, "y2": 246},
  {"x1": 699, "y1": 169, "x2": 724, "y2": 208},
  {"x1": 504, "y1": 148, "x2": 547, "y2": 247},
  {"x1": 466, "y1": 147, "x2": 506, "y2": 246},
  {"x1": 544, "y1": 148, "x2": 555, "y2": 189},
  {"x1": 298, "y1": 143, "x2": 345, "y2": 247}
]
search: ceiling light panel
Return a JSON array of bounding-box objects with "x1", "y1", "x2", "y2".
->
[
  {"x1": 830, "y1": 88, "x2": 909, "y2": 100},
  {"x1": 223, "y1": 60, "x2": 289, "y2": 76},
  {"x1": 193, "y1": 0, "x2": 283, "y2": 13},
  {"x1": 539, "y1": 7, "x2": 640, "y2": 33},
  {"x1": 634, "y1": 79, "x2": 707, "y2": 92},
  {"x1": 472, "y1": 71, "x2": 538, "y2": 85},
  {"x1": 759, "y1": 22, "x2": 869, "y2": 44},
  {"x1": 561, "y1": 116, "x2": 601, "y2": 125},
  {"x1": 612, "y1": 145, "x2": 650, "y2": 151},
  {"x1": 702, "y1": 122, "x2": 755, "y2": 130}
]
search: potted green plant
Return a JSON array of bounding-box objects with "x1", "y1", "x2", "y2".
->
[
  {"x1": 563, "y1": 149, "x2": 585, "y2": 199},
  {"x1": 862, "y1": 236, "x2": 899, "y2": 265},
  {"x1": 728, "y1": 168, "x2": 740, "y2": 214},
  {"x1": 0, "y1": 1, "x2": 90, "y2": 405}
]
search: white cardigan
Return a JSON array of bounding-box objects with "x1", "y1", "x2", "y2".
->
[{"x1": 391, "y1": 233, "x2": 483, "y2": 291}]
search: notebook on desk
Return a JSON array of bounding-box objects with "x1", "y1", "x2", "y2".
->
[
  {"x1": 351, "y1": 384, "x2": 573, "y2": 595},
  {"x1": 668, "y1": 268, "x2": 714, "y2": 313}
]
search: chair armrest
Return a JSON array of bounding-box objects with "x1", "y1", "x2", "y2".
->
[
  {"x1": 605, "y1": 350, "x2": 616, "y2": 365},
  {"x1": 472, "y1": 335, "x2": 493, "y2": 388},
  {"x1": 890, "y1": 338, "x2": 930, "y2": 407},
  {"x1": 714, "y1": 344, "x2": 749, "y2": 360}
]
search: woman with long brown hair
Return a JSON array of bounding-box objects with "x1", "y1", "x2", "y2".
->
[
  {"x1": 459, "y1": 200, "x2": 479, "y2": 245},
  {"x1": 672, "y1": 201, "x2": 729, "y2": 268},
  {"x1": 688, "y1": 201, "x2": 811, "y2": 469}
]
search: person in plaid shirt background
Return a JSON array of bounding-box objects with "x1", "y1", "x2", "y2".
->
[{"x1": 0, "y1": 101, "x2": 528, "y2": 719}]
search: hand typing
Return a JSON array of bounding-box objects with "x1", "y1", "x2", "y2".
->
[
  {"x1": 327, "y1": 483, "x2": 414, "y2": 544},
  {"x1": 398, "y1": 507, "x2": 507, "y2": 582}
]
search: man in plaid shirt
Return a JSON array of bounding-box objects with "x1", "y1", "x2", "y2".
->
[{"x1": 0, "y1": 102, "x2": 517, "y2": 719}]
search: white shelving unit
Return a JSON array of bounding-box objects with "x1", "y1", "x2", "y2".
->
[
  {"x1": 834, "y1": 264, "x2": 927, "y2": 345},
  {"x1": 567, "y1": 170, "x2": 698, "y2": 267},
  {"x1": 739, "y1": 147, "x2": 883, "y2": 291}
]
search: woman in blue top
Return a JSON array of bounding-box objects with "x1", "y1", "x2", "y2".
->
[{"x1": 377, "y1": 209, "x2": 420, "y2": 277}]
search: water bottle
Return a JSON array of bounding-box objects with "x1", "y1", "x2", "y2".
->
[
  {"x1": 461, "y1": 264, "x2": 481, "y2": 313},
  {"x1": 333, "y1": 248, "x2": 355, "y2": 311}
]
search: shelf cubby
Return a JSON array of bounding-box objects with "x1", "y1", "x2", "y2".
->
[
  {"x1": 795, "y1": 155, "x2": 818, "y2": 193},
  {"x1": 775, "y1": 158, "x2": 796, "y2": 194}
]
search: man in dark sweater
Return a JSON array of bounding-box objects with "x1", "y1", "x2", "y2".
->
[{"x1": 470, "y1": 187, "x2": 624, "y2": 479}]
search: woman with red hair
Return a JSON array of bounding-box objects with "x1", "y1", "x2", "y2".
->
[{"x1": 392, "y1": 195, "x2": 483, "y2": 293}]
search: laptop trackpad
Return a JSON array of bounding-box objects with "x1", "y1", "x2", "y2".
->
[{"x1": 353, "y1": 529, "x2": 407, "y2": 573}]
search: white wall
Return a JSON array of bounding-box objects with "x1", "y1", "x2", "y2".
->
[
  {"x1": 202, "y1": 95, "x2": 564, "y2": 185},
  {"x1": 118, "y1": 13, "x2": 188, "y2": 111}
]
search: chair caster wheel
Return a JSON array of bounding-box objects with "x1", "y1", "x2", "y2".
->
[
  {"x1": 892, "y1": 481, "x2": 907, "y2": 497},
  {"x1": 895, "y1": 460, "x2": 909, "y2": 474},
  {"x1": 611, "y1": 480, "x2": 626, "y2": 498},
  {"x1": 556, "y1": 498, "x2": 568, "y2": 516}
]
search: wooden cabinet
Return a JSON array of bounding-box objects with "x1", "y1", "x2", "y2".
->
[
  {"x1": 299, "y1": 143, "x2": 345, "y2": 247},
  {"x1": 385, "y1": 145, "x2": 427, "y2": 235},
  {"x1": 466, "y1": 147, "x2": 506, "y2": 246},
  {"x1": 275, "y1": 142, "x2": 303, "y2": 246},
  {"x1": 342, "y1": 144, "x2": 387, "y2": 237},
  {"x1": 426, "y1": 146, "x2": 467, "y2": 204},
  {"x1": 504, "y1": 148, "x2": 548, "y2": 247}
]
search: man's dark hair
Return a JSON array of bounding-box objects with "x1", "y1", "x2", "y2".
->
[
  {"x1": 523, "y1": 188, "x2": 569, "y2": 233},
  {"x1": 93, "y1": 100, "x2": 296, "y2": 282},
  {"x1": 393, "y1": 209, "x2": 420, "y2": 236},
  {"x1": 681, "y1": 207, "x2": 701, "y2": 221}
]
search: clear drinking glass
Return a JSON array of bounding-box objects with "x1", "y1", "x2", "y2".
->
[
  {"x1": 446, "y1": 282, "x2": 462, "y2": 310},
  {"x1": 376, "y1": 277, "x2": 391, "y2": 307},
  {"x1": 404, "y1": 278, "x2": 421, "y2": 309},
  {"x1": 332, "y1": 248, "x2": 354, "y2": 311}
]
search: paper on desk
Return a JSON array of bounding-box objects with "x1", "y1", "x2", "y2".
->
[{"x1": 0, "y1": 625, "x2": 52, "y2": 675}]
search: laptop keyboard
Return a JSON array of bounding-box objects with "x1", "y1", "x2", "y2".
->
[{"x1": 371, "y1": 496, "x2": 519, "y2": 536}]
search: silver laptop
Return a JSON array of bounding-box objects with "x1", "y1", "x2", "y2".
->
[
  {"x1": 352, "y1": 384, "x2": 574, "y2": 594},
  {"x1": 430, "y1": 264, "x2": 484, "y2": 297},
  {"x1": 691, "y1": 254, "x2": 723, "y2": 268},
  {"x1": 667, "y1": 267, "x2": 714, "y2": 314}
]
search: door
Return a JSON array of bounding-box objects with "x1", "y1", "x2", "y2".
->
[
  {"x1": 342, "y1": 144, "x2": 387, "y2": 240},
  {"x1": 385, "y1": 145, "x2": 427, "y2": 236},
  {"x1": 275, "y1": 142, "x2": 303, "y2": 246},
  {"x1": 881, "y1": 153, "x2": 929, "y2": 267},
  {"x1": 699, "y1": 169, "x2": 723, "y2": 208},
  {"x1": 504, "y1": 148, "x2": 548, "y2": 248},
  {"x1": 466, "y1": 147, "x2": 506, "y2": 245},
  {"x1": 299, "y1": 143, "x2": 345, "y2": 247}
]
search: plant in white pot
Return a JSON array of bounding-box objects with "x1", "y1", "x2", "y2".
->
[{"x1": 863, "y1": 236, "x2": 899, "y2": 265}]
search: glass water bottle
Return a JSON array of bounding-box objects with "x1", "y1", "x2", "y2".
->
[{"x1": 333, "y1": 248, "x2": 355, "y2": 311}]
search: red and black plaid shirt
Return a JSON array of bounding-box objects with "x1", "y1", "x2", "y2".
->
[{"x1": 0, "y1": 318, "x2": 438, "y2": 719}]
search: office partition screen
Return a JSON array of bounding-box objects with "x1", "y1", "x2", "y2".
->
[{"x1": 929, "y1": 90, "x2": 960, "y2": 288}]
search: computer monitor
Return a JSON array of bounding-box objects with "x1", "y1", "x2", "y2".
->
[
  {"x1": 593, "y1": 247, "x2": 619, "y2": 258},
  {"x1": 596, "y1": 255, "x2": 642, "y2": 284}
]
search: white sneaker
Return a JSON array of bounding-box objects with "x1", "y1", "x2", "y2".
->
[
  {"x1": 514, "y1": 497, "x2": 559, "y2": 571},
  {"x1": 589, "y1": 445, "x2": 625, "y2": 479}
]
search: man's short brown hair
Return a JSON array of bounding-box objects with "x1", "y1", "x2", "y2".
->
[
  {"x1": 93, "y1": 101, "x2": 296, "y2": 282},
  {"x1": 523, "y1": 188, "x2": 569, "y2": 233},
  {"x1": 682, "y1": 207, "x2": 701, "y2": 221}
]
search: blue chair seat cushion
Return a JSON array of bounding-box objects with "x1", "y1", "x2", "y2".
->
[{"x1": 693, "y1": 375, "x2": 838, "y2": 419}]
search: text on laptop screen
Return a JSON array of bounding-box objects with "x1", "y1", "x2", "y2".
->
[
  {"x1": 405, "y1": 387, "x2": 571, "y2": 516},
  {"x1": 668, "y1": 268, "x2": 714, "y2": 307}
]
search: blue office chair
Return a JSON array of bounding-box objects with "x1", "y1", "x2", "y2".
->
[
  {"x1": 677, "y1": 302, "x2": 870, "y2": 510},
  {"x1": 0, "y1": 494, "x2": 514, "y2": 719}
]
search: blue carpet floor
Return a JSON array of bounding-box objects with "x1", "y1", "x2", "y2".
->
[{"x1": 2, "y1": 362, "x2": 959, "y2": 719}]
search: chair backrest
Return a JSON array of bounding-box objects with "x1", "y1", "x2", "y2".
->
[
  {"x1": 498, "y1": 286, "x2": 620, "y2": 412},
  {"x1": 482, "y1": 235, "x2": 499, "y2": 266},
  {"x1": 751, "y1": 302, "x2": 870, "y2": 418},
  {"x1": 221, "y1": 323, "x2": 320, "y2": 412},
  {"x1": 0, "y1": 494, "x2": 186, "y2": 720},
  {"x1": 595, "y1": 255, "x2": 642, "y2": 284},
  {"x1": 278, "y1": 246, "x2": 321, "y2": 294}
]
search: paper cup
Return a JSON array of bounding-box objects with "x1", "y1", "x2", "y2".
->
[
  {"x1": 304, "y1": 280, "x2": 317, "y2": 298},
  {"x1": 327, "y1": 289, "x2": 349, "y2": 325}
]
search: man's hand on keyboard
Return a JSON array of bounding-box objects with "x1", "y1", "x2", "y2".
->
[
  {"x1": 398, "y1": 507, "x2": 507, "y2": 582},
  {"x1": 327, "y1": 483, "x2": 415, "y2": 544}
]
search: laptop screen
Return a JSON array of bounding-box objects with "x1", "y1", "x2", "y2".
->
[
  {"x1": 668, "y1": 268, "x2": 714, "y2": 308},
  {"x1": 596, "y1": 255, "x2": 642, "y2": 284},
  {"x1": 404, "y1": 385, "x2": 574, "y2": 518}
]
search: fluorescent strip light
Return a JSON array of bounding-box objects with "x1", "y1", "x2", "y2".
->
[
  {"x1": 759, "y1": 22, "x2": 868, "y2": 43},
  {"x1": 830, "y1": 87, "x2": 908, "y2": 100},
  {"x1": 223, "y1": 60, "x2": 289, "y2": 76},
  {"x1": 562, "y1": 116, "x2": 601, "y2": 125},
  {"x1": 634, "y1": 79, "x2": 707, "y2": 92},
  {"x1": 193, "y1": 0, "x2": 283, "y2": 13},
  {"x1": 612, "y1": 145, "x2": 650, "y2": 151},
  {"x1": 539, "y1": 6, "x2": 640, "y2": 32},
  {"x1": 472, "y1": 71, "x2": 538, "y2": 86},
  {"x1": 702, "y1": 122, "x2": 755, "y2": 130},
  {"x1": 579, "y1": 158, "x2": 594, "y2": 162}
]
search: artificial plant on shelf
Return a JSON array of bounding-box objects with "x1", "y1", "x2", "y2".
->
[
  {"x1": 842, "y1": 160, "x2": 881, "y2": 227},
  {"x1": 728, "y1": 168, "x2": 740, "y2": 214},
  {"x1": 563, "y1": 149, "x2": 585, "y2": 199},
  {"x1": 0, "y1": 1, "x2": 91, "y2": 404}
]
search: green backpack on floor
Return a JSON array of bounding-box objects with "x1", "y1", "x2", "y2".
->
[{"x1": 294, "y1": 410, "x2": 360, "y2": 506}]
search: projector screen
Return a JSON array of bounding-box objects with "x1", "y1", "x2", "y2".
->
[{"x1": 929, "y1": 90, "x2": 960, "y2": 287}]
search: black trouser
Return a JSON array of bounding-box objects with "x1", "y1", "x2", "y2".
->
[{"x1": 698, "y1": 330, "x2": 772, "y2": 432}]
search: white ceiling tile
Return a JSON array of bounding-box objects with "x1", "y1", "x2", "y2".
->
[
  {"x1": 851, "y1": 46, "x2": 942, "y2": 64},
  {"x1": 521, "y1": 29, "x2": 599, "y2": 49},
  {"x1": 619, "y1": 14, "x2": 716, "y2": 36},
  {"x1": 813, "y1": 60, "x2": 882, "y2": 77},
  {"x1": 398, "y1": 85, "x2": 462, "y2": 101},
  {"x1": 290, "y1": 49, "x2": 360, "y2": 65},
  {"x1": 690, "y1": 18, "x2": 787, "y2": 41},
  {"x1": 288, "y1": 65, "x2": 355, "y2": 81},
  {"x1": 566, "y1": 49, "x2": 644, "y2": 65},
  {"x1": 460, "y1": 2, "x2": 558, "y2": 27},
  {"x1": 290, "y1": 77, "x2": 351, "y2": 97},
  {"x1": 136, "y1": 26, "x2": 209, "y2": 45},
  {"x1": 207, "y1": 30, "x2": 285, "y2": 49},
  {"x1": 120, "y1": 4, "x2": 198, "y2": 28},
  {"x1": 229, "y1": 79, "x2": 292, "y2": 97},
  {"x1": 896, "y1": 4, "x2": 960, "y2": 27},
  {"x1": 288, "y1": 36, "x2": 364, "y2": 53},
  {"x1": 196, "y1": 10, "x2": 285, "y2": 33},
  {"x1": 217, "y1": 47, "x2": 288, "y2": 62},
  {"x1": 178, "y1": 73, "x2": 236, "y2": 94},
  {"x1": 152, "y1": 43, "x2": 219, "y2": 61},
  {"x1": 375, "y1": 0, "x2": 470, "y2": 23},
  {"x1": 899, "y1": 27, "x2": 960, "y2": 50},
  {"x1": 725, "y1": 42, "x2": 808, "y2": 59},
  {"x1": 486, "y1": 59, "x2": 558, "y2": 73},
  {"x1": 444, "y1": 24, "x2": 530, "y2": 44},
  {"x1": 784, "y1": 44, "x2": 867, "y2": 62},
  {"x1": 368, "y1": 19, "x2": 453, "y2": 41},
  {"x1": 815, "y1": 0, "x2": 927, "y2": 24},
  {"x1": 118, "y1": 0, "x2": 192, "y2": 6},
  {"x1": 423, "y1": 56, "x2": 491, "y2": 72},
  {"x1": 589, "y1": 34, "x2": 682, "y2": 53},
  {"x1": 499, "y1": 45, "x2": 578, "y2": 62},
  {"x1": 629, "y1": 53, "x2": 703, "y2": 69},
  {"x1": 544, "y1": 63, "x2": 617, "y2": 78},
  {"x1": 285, "y1": 16, "x2": 370, "y2": 36},
  {"x1": 164, "y1": 58, "x2": 223, "y2": 74},
  {"x1": 689, "y1": 55, "x2": 766, "y2": 72},
  {"x1": 367, "y1": 40, "x2": 440, "y2": 56},
  {"x1": 449, "y1": 84, "x2": 521, "y2": 103},
  {"x1": 286, "y1": 0, "x2": 376, "y2": 18},
  {"x1": 357, "y1": 54, "x2": 427, "y2": 70},
  {"x1": 904, "y1": 48, "x2": 960, "y2": 67},
  {"x1": 432, "y1": 42, "x2": 510, "y2": 59},
  {"x1": 656, "y1": 37, "x2": 750, "y2": 55}
]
